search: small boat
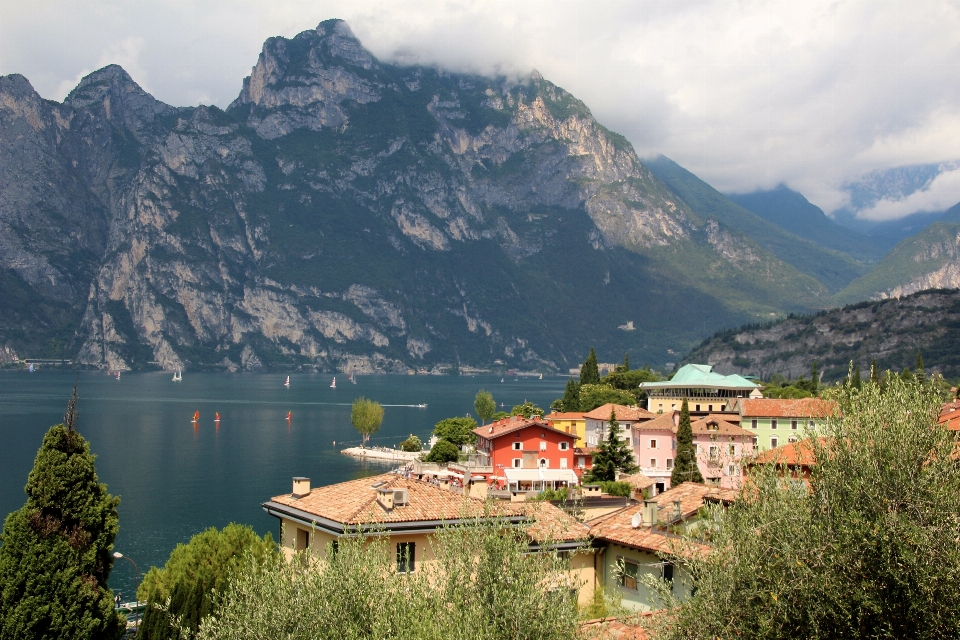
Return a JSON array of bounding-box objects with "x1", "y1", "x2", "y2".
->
[
  {"x1": 214, "y1": 412, "x2": 220, "y2": 423},
  {"x1": 191, "y1": 410, "x2": 199, "y2": 423},
  {"x1": 286, "y1": 411, "x2": 292, "y2": 421},
  {"x1": 28, "y1": 363, "x2": 34, "y2": 373},
  {"x1": 500, "y1": 378, "x2": 504, "y2": 383},
  {"x1": 172, "y1": 368, "x2": 182, "y2": 382},
  {"x1": 349, "y1": 374, "x2": 356, "y2": 384},
  {"x1": 284, "y1": 375, "x2": 290, "y2": 388},
  {"x1": 539, "y1": 373, "x2": 543, "y2": 380},
  {"x1": 115, "y1": 371, "x2": 121, "y2": 380},
  {"x1": 416, "y1": 403, "x2": 427, "y2": 408},
  {"x1": 330, "y1": 377, "x2": 336, "y2": 389}
]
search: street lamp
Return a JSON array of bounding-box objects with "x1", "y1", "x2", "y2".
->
[{"x1": 113, "y1": 552, "x2": 141, "y2": 631}]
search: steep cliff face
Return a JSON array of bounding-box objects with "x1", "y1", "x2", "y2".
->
[{"x1": 0, "y1": 20, "x2": 834, "y2": 371}]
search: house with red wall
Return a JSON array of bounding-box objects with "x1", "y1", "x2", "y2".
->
[{"x1": 473, "y1": 415, "x2": 579, "y2": 493}]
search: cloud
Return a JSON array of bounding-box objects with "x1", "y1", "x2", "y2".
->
[
  {"x1": 2, "y1": 0, "x2": 960, "y2": 219},
  {"x1": 857, "y1": 166, "x2": 960, "y2": 221}
]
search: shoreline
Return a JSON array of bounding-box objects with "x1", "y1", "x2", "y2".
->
[{"x1": 341, "y1": 446, "x2": 421, "y2": 462}]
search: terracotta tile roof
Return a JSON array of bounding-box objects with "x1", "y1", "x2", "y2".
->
[
  {"x1": 939, "y1": 401, "x2": 960, "y2": 431},
  {"x1": 472, "y1": 415, "x2": 575, "y2": 440},
  {"x1": 690, "y1": 416, "x2": 753, "y2": 437},
  {"x1": 739, "y1": 398, "x2": 837, "y2": 419},
  {"x1": 581, "y1": 616, "x2": 653, "y2": 640},
  {"x1": 544, "y1": 411, "x2": 586, "y2": 420},
  {"x1": 653, "y1": 482, "x2": 738, "y2": 520},
  {"x1": 583, "y1": 404, "x2": 656, "y2": 421},
  {"x1": 634, "y1": 411, "x2": 678, "y2": 432},
  {"x1": 266, "y1": 473, "x2": 588, "y2": 544},
  {"x1": 587, "y1": 501, "x2": 709, "y2": 555},
  {"x1": 575, "y1": 446, "x2": 599, "y2": 456},
  {"x1": 701, "y1": 412, "x2": 740, "y2": 424},
  {"x1": 752, "y1": 438, "x2": 826, "y2": 466},
  {"x1": 620, "y1": 473, "x2": 656, "y2": 491}
]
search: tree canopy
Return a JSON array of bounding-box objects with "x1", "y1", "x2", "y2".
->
[
  {"x1": 399, "y1": 435, "x2": 422, "y2": 452},
  {"x1": 584, "y1": 408, "x2": 638, "y2": 482},
  {"x1": 653, "y1": 372, "x2": 960, "y2": 640},
  {"x1": 432, "y1": 416, "x2": 478, "y2": 446},
  {"x1": 474, "y1": 390, "x2": 496, "y2": 424},
  {"x1": 351, "y1": 397, "x2": 384, "y2": 446},
  {"x1": 137, "y1": 524, "x2": 275, "y2": 639},
  {"x1": 670, "y1": 398, "x2": 703, "y2": 486},
  {"x1": 579, "y1": 348, "x2": 600, "y2": 385},
  {"x1": 0, "y1": 400, "x2": 124, "y2": 640},
  {"x1": 423, "y1": 440, "x2": 461, "y2": 464},
  {"x1": 551, "y1": 378, "x2": 582, "y2": 412},
  {"x1": 509, "y1": 401, "x2": 544, "y2": 419},
  {"x1": 578, "y1": 384, "x2": 637, "y2": 412}
]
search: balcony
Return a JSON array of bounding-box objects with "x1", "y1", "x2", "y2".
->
[{"x1": 448, "y1": 453, "x2": 493, "y2": 475}]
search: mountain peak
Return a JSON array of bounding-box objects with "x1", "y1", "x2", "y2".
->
[{"x1": 63, "y1": 64, "x2": 171, "y2": 130}]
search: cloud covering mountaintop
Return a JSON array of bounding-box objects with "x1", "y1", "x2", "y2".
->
[{"x1": 2, "y1": 0, "x2": 960, "y2": 220}]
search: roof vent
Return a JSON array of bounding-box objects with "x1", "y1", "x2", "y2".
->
[
  {"x1": 673, "y1": 499, "x2": 682, "y2": 519},
  {"x1": 642, "y1": 499, "x2": 658, "y2": 527},
  {"x1": 292, "y1": 477, "x2": 310, "y2": 499}
]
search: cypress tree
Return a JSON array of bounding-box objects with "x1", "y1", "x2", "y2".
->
[
  {"x1": 584, "y1": 408, "x2": 638, "y2": 482},
  {"x1": 870, "y1": 359, "x2": 879, "y2": 385},
  {"x1": 0, "y1": 390, "x2": 124, "y2": 639},
  {"x1": 622, "y1": 352, "x2": 630, "y2": 372},
  {"x1": 851, "y1": 365, "x2": 862, "y2": 389},
  {"x1": 558, "y1": 378, "x2": 581, "y2": 412},
  {"x1": 580, "y1": 349, "x2": 600, "y2": 385},
  {"x1": 671, "y1": 398, "x2": 703, "y2": 486},
  {"x1": 811, "y1": 361, "x2": 819, "y2": 395},
  {"x1": 916, "y1": 350, "x2": 925, "y2": 382}
]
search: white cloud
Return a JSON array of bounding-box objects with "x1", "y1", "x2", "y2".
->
[
  {"x1": 857, "y1": 167, "x2": 960, "y2": 221},
  {"x1": 2, "y1": 0, "x2": 960, "y2": 219}
]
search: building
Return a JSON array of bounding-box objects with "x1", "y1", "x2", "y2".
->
[
  {"x1": 588, "y1": 482, "x2": 736, "y2": 612},
  {"x1": 584, "y1": 404, "x2": 655, "y2": 452},
  {"x1": 472, "y1": 415, "x2": 579, "y2": 493},
  {"x1": 738, "y1": 398, "x2": 836, "y2": 451},
  {"x1": 632, "y1": 411, "x2": 680, "y2": 493},
  {"x1": 619, "y1": 472, "x2": 657, "y2": 500},
  {"x1": 690, "y1": 416, "x2": 754, "y2": 489},
  {"x1": 261, "y1": 473, "x2": 597, "y2": 603},
  {"x1": 544, "y1": 411, "x2": 588, "y2": 447},
  {"x1": 746, "y1": 438, "x2": 822, "y2": 482},
  {"x1": 639, "y1": 364, "x2": 761, "y2": 415},
  {"x1": 939, "y1": 400, "x2": 960, "y2": 432}
]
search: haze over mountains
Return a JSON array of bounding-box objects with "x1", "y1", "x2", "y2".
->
[{"x1": 1, "y1": 19, "x2": 958, "y2": 373}]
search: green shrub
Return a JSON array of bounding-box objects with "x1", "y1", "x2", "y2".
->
[
  {"x1": 399, "y1": 435, "x2": 422, "y2": 452},
  {"x1": 423, "y1": 440, "x2": 460, "y2": 464}
]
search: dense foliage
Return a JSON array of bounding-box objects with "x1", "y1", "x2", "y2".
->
[
  {"x1": 579, "y1": 348, "x2": 600, "y2": 385},
  {"x1": 0, "y1": 404, "x2": 124, "y2": 640},
  {"x1": 552, "y1": 378, "x2": 582, "y2": 412},
  {"x1": 423, "y1": 440, "x2": 461, "y2": 464},
  {"x1": 137, "y1": 524, "x2": 275, "y2": 639},
  {"x1": 351, "y1": 397, "x2": 384, "y2": 446},
  {"x1": 552, "y1": 349, "x2": 662, "y2": 412},
  {"x1": 474, "y1": 390, "x2": 496, "y2": 424},
  {"x1": 195, "y1": 513, "x2": 581, "y2": 640},
  {"x1": 584, "y1": 408, "x2": 638, "y2": 482},
  {"x1": 578, "y1": 384, "x2": 637, "y2": 412},
  {"x1": 509, "y1": 401, "x2": 544, "y2": 419},
  {"x1": 399, "y1": 435, "x2": 423, "y2": 452},
  {"x1": 432, "y1": 417, "x2": 478, "y2": 446},
  {"x1": 598, "y1": 481, "x2": 632, "y2": 497},
  {"x1": 670, "y1": 398, "x2": 703, "y2": 486},
  {"x1": 650, "y1": 373, "x2": 960, "y2": 640}
]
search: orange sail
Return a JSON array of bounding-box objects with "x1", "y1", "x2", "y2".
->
[
  {"x1": 192, "y1": 411, "x2": 199, "y2": 422},
  {"x1": 215, "y1": 412, "x2": 220, "y2": 421},
  {"x1": 286, "y1": 411, "x2": 292, "y2": 420}
]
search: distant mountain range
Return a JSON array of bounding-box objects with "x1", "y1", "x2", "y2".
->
[
  {"x1": 684, "y1": 289, "x2": 960, "y2": 382},
  {"x1": 1, "y1": 19, "x2": 958, "y2": 373}
]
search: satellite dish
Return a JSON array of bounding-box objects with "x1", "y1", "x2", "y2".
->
[{"x1": 631, "y1": 512, "x2": 642, "y2": 529}]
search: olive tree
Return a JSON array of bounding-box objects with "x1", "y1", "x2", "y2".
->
[
  {"x1": 351, "y1": 397, "x2": 384, "y2": 447},
  {"x1": 474, "y1": 390, "x2": 496, "y2": 424}
]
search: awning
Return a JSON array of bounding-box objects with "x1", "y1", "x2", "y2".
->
[{"x1": 504, "y1": 468, "x2": 579, "y2": 483}]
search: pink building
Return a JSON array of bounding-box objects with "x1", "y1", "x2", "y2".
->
[
  {"x1": 632, "y1": 411, "x2": 679, "y2": 494},
  {"x1": 691, "y1": 416, "x2": 754, "y2": 489}
]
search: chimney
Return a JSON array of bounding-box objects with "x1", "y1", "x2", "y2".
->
[
  {"x1": 377, "y1": 487, "x2": 395, "y2": 510},
  {"x1": 642, "y1": 499, "x2": 658, "y2": 527},
  {"x1": 292, "y1": 477, "x2": 310, "y2": 498},
  {"x1": 673, "y1": 499, "x2": 682, "y2": 519}
]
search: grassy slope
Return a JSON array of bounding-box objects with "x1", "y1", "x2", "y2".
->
[{"x1": 644, "y1": 156, "x2": 867, "y2": 293}]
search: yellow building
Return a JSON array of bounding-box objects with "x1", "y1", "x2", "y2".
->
[
  {"x1": 262, "y1": 473, "x2": 597, "y2": 604},
  {"x1": 544, "y1": 411, "x2": 588, "y2": 447}
]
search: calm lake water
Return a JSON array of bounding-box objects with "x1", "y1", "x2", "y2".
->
[{"x1": 0, "y1": 370, "x2": 566, "y2": 596}]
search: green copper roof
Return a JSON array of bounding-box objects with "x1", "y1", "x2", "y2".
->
[{"x1": 639, "y1": 364, "x2": 759, "y2": 390}]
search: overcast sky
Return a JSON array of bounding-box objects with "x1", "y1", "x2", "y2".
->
[{"x1": 3, "y1": 0, "x2": 960, "y2": 219}]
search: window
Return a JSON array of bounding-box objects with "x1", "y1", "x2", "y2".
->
[
  {"x1": 752, "y1": 436, "x2": 758, "y2": 447},
  {"x1": 619, "y1": 559, "x2": 639, "y2": 590},
  {"x1": 650, "y1": 458, "x2": 657, "y2": 469},
  {"x1": 791, "y1": 420, "x2": 798, "y2": 430},
  {"x1": 728, "y1": 444, "x2": 736, "y2": 455},
  {"x1": 671, "y1": 404, "x2": 677, "y2": 410},
  {"x1": 788, "y1": 436, "x2": 797, "y2": 443},
  {"x1": 512, "y1": 442, "x2": 521, "y2": 450},
  {"x1": 397, "y1": 542, "x2": 416, "y2": 573},
  {"x1": 512, "y1": 458, "x2": 521, "y2": 468},
  {"x1": 559, "y1": 442, "x2": 569, "y2": 451},
  {"x1": 539, "y1": 458, "x2": 549, "y2": 468},
  {"x1": 658, "y1": 403, "x2": 664, "y2": 411},
  {"x1": 771, "y1": 419, "x2": 778, "y2": 430},
  {"x1": 751, "y1": 419, "x2": 758, "y2": 429},
  {"x1": 695, "y1": 404, "x2": 701, "y2": 412},
  {"x1": 728, "y1": 464, "x2": 737, "y2": 476},
  {"x1": 650, "y1": 439, "x2": 657, "y2": 449},
  {"x1": 809, "y1": 420, "x2": 816, "y2": 429},
  {"x1": 662, "y1": 562, "x2": 674, "y2": 583},
  {"x1": 331, "y1": 540, "x2": 338, "y2": 557},
  {"x1": 666, "y1": 458, "x2": 674, "y2": 469},
  {"x1": 295, "y1": 528, "x2": 309, "y2": 552},
  {"x1": 709, "y1": 445, "x2": 719, "y2": 459},
  {"x1": 539, "y1": 441, "x2": 547, "y2": 451},
  {"x1": 771, "y1": 437, "x2": 779, "y2": 449},
  {"x1": 560, "y1": 458, "x2": 568, "y2": 469},
  {"x1": 708, "y1": 404, "x2": 713, "y2": 412}
]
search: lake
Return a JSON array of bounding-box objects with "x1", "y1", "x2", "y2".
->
[{"x1": 0, "y1": 370, "x2": 566, "y2": 596}]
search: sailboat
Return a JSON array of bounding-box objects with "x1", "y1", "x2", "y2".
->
[
  {"x1": 191, "y1": 410, "x2": 199, "y2": 423},
  {"x1": 28, "y1": 363, "x2": 34, "y2": 373},
  {"x1": 539, "y1": 373, "x2": 543, "y2": 380},
  {"x1": 349, "y1": 373, "x2": 356, "y2": 384},
  {"x1": 284, "y1": 375, "x2": 290, "y2": 388},
  {"x1": 286, "y1": 411, "x2": 292, "y2": 421},
  {"x1": 214, "y1": 412, "x2": 221, "y2": 424},
  {"x1": 115, "y1": 371, "x2": 121, "y2": 381},
  {"x1": 172, "y1": 368, "x2": 182, "y2": 382},
  {"x1": 330, "y1": 377, "x2": 336, "y2": 389}
]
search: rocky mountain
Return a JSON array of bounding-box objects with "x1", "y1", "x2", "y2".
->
[
  {"x1": 1, "y1": 20, "x2": 846, "y2": 372},
  {"x1": 684, "y1": 289, "x2": 960, "y2": 381},
  {"x1": 835, "y1": 221, "x2": 960, "y2": 305}
]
